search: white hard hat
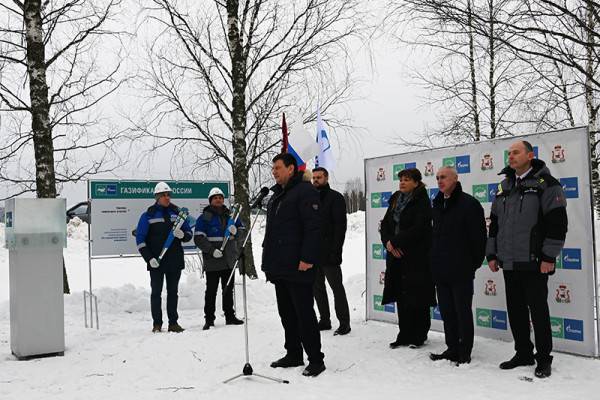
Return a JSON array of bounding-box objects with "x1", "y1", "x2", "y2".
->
[
  {"x1": 208, "y1": 187, "x2": 225, "y2": 201},
  {"x1": 154, "y1": 181, "x2": 172, "y2": 195}
]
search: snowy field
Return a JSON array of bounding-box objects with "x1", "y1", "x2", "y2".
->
[{"x1": 1, "y1": 212, "x2": 599, "y2": 399}]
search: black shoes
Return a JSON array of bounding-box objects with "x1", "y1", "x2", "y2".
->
[
  {"x1": 302, "y1": 362, "x2": 326, "y2": 377},
  {"x1": 429, "y1": 350, "x2": 458, "y2": 362},
  {"x1": 167, "y1": 323, "x2": 185, "y2": 333},
  {"x1": 202, "y1": 321, "x2": 215, "y2": 331},
  {"x1": 456, "y1": 354, "x2": 471, "y2": 365},
  {"x1": 152, "y1": 324, "x2": 162, "y2": 333},
  {"x1": 534, "y1": 361, "x2": 552, "y2": 378},
  {"x1": 270, "y1": 355, "x2": 305, "y2": 368},
  {"x1": 318, "y1": 320, "x2": 332, "y2": 331},
  {"x1": 225, "y1": 316, "x2": 244, "y2": 325},
  {"x1": 334, "y1": 325, "x2": 351, "y2": 336},
  {"x1": 389, "y1": 336, "x2": 410, "y2": 349},
  {"x1": 499, "y1": 354, "x2": 535, "y2": 370}
]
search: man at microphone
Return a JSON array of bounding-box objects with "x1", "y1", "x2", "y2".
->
[{"x1": 262, "y1": 153, "x2": 325, "y2": 377}]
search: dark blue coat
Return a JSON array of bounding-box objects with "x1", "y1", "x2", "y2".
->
[
  {"x1": 136, "y1": 202, "x2": 193, "y2": 272},
  {"x1": 261, "y1": 173, "x2": 321, "y2": 283}
]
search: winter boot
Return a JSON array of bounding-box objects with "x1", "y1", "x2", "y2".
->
[
  {"x1": 302, "y1": 362, "x2": 326, "y2": 377},
  {"x1": 534, "y1": 355, "x2": 553, "y2": 378},
  {"x1": 389, "y1": 334, "x2": 410, "y2": 349},
  {"x1": 203, "y1": 320, "x2": 215, "y2": 331},
  {"x1": 270, "y1": 355, "x2": 305, "y2": 368},
  {"x1": 168, "y1": 323, "x2": 185, "y2": 333},
  {"x1": 429, "y1": 349, "x2": 458, "y2": 362},
  {"x1": 225, "y1": 316, "x2": 244, "y2": 325},
  {"x1": 499, "y1": 354, "x2": 535, "y2": 370},
  {"x1": 152, "y1": 324, "x2": 162, "y2": 333}
]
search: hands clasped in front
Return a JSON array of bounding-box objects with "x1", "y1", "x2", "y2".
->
[{"x1": 386, "y1": 240, "x2": 404, "y2": 259}]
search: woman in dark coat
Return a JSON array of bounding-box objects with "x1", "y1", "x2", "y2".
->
[{"x1": 380, "y1": 168, "x2": 436, "y2": 348}]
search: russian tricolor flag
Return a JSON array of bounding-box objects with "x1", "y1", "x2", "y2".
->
[{"x1": 282, "y1": 114, "x2": 319, "y2": 171}]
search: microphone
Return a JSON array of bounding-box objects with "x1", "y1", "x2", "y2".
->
[{"x1": 250, "y1": 187, "x2": 270, "y2": 209}]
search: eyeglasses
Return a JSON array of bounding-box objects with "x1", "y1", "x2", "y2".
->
[{"x1": 435, "y1": 175, "x2": 447, "y2": 180}]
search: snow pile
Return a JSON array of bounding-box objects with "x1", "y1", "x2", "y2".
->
[
  {"x1": 67, "y1": 217, "x2": 88, "y2": 240},
  {"x1": 346, "y1": 211, "x2": 365, "y2": 238}
]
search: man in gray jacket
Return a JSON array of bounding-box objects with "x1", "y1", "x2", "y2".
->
[
  {"x1": 487, "y1": 140, "x2": 568, "y2": 379},
  {"x1": 194, "y1": 187, "x2": 245, "y2": 330}
]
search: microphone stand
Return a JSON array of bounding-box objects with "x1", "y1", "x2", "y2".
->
[{"x1": 223, "y1": 197, "x2": 289, "y2": 385}]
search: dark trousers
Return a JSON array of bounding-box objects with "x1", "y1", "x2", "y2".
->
[
  {"x1": 313, "y1": 264, "x2": 350, "y2": 327},
  {"x1": 503, "y1": 270, "x2": 552, "y2": 363},
  {"x1": 436, "y1": 280, "x2": 474, "y2": 358},
  {"x1": 274, "y1": 280, "x2": 324, "y2": 364},
  {"x1": 397, "y1": 302, "x2": 431, "y2": 344},
  {"x1": 204, "y1": 269, "x2": 235, "y2": 322},
  {"x1": 150, "y1": 269, "x2": 181, "y2": 326}
]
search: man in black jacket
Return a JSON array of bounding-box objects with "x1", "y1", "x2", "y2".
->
[
  {"x1": 311, "y1": 167, "x2": 351, "y2": 336},
  {"x1": 429, "y1": 167, "x2": 486, "y2": 365},
  {"x1": 262, "y1": 153, "x2": 325, "y2": 377},
  {"x1": 487, "y1": 140, "x2": 568, "y2": 378}
]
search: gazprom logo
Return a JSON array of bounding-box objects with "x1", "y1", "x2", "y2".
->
[
  {"x1": 443, "y1": 155, "x2": 471, "y2": 174},
  {"x1": 562, "y1": 248, "x2": 582, "y2": 270},
  {"x1": 492, "y1": 310, "x2": 507, "y2": 330},
  {"x1": 564, "y1": 319, "x2": 584, "y2": 342},
  {"x1": 381, "y1": 192, "x2": 393, "y2": 208},
  {"x1": 95, "y1": 183, "x2": 117, "y2": 197},
  {"x1": 559, "y1": 177, "x2": 579, "y2": 199}
]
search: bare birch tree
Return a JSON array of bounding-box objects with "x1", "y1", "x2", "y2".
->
[
  {"x1": 0, "y1": 0, "x2": 128, "y2": 290},
  {"x1": 134, "y1": 0, "x2": 366, "y2": 275}
]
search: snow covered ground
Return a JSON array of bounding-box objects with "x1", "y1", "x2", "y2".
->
[{"x1": 1, "y1": 212, "x2": 599, "y2": 399}]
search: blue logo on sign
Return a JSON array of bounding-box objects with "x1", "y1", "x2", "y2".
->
[
  {"x1": 562, "y1": 248, "x2": 582, "y2": 270},
  {"x1": 564, "y1": 319, "x2": 584, "y2": 341},
  {"x1": 107, "y1": 184, "x2": 117, "y2": 195},
  {"x1": 492, "y1": 310, "x2": 508, "y2": 330},
  {"x1": 381, "y1": 192, "x2": 393, "y2": 208},
  {"x1": 431, "y1": 306, "x2": 442, "y2": 320},
  {"x1": 487, "y1": 183, "x2": 498, "y2": 202},
  {"x1": 455, "y1": 155, "x2": 471, "y2": 174},
  {"x1": 404, "y1": 162, "x2": 417, "y2": 170},
  {"x1": 384, "y1": 303, "x2": 396, "y2": 313},
  {"x1": 560, "y1": 177, "x2": 579, "y2": 199}
]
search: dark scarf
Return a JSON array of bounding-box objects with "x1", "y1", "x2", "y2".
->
[{"x1": 392, "y1": 191, "x2": 413, "y2": 233}]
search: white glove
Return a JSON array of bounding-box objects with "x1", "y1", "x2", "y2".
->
[
  {"x1": 213, "y1": 249, "x2": 223, "y2": 258},
  {"x1": 173, "y1": 228, "x2": 184, "y2": 239},
  {"x1": 149, "y1": 258, "x2": 160, "y2": 269},
  {"x1": 227, "y1": 225, "x2": 237, "y2": 236}
]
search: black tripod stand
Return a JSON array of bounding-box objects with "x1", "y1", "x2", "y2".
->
[{"x1": 223, "y1": 198, "x2": 289, "y2": 385}]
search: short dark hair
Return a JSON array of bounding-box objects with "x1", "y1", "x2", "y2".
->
[
  {"x1": 312, "y1": 167, "x2": 329, "y2": 177},
  {"x1": 522, "y1": 140, "x2": 534, "y2": 153},
  {"x1": 398, "y1": 167, "x2": 422, "y2": 183},
  {"x1": 272, "y1": 153, "x2": 298, "y2": 174}
]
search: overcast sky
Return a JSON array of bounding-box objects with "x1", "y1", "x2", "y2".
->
[{"x1": 3, "y1": 3, "x2": 435, "y2": 206}]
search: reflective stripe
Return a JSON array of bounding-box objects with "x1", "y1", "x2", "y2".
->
[
  {"x1": 137, "y1": 242, "x2": 147, "y2": 249},
  {"x1": 148, "y1": 218, "x2": 163, "y2": 224},
  {"x1": 207, "y1": 236, "x2": 224, "y2": 242},
  {"x1": 194, "y1": 231, "x2": 207, "y2": 237}
]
